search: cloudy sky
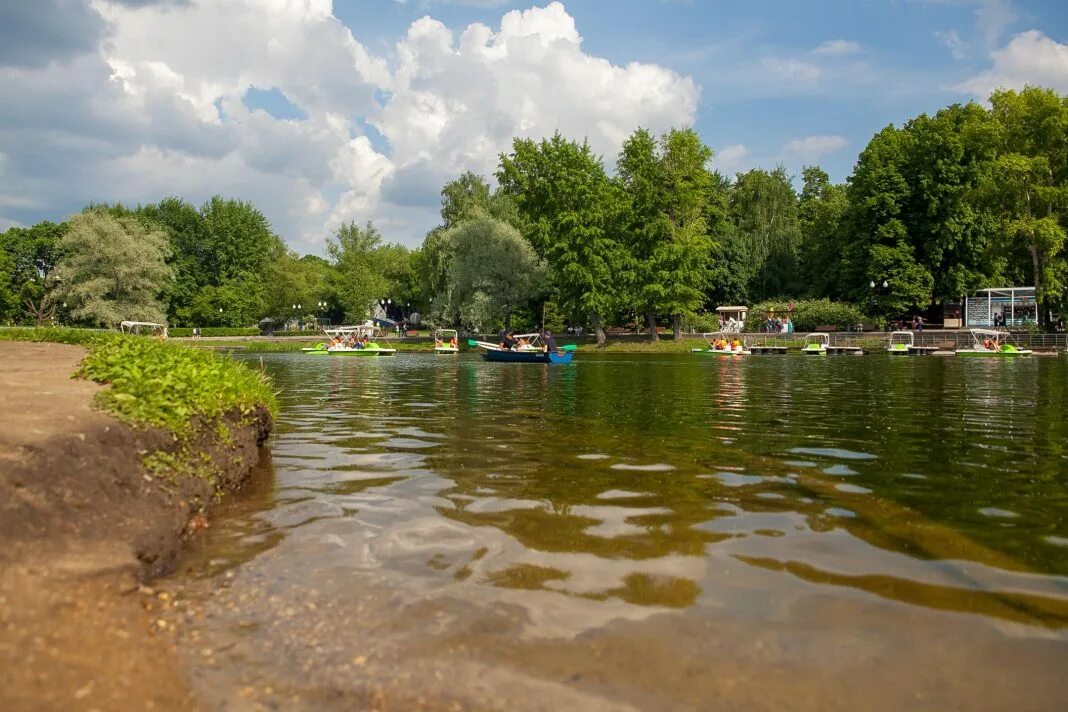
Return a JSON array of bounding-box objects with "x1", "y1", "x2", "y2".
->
[{"x1": 1, "y1": 0, "x2": 1065, "y2": 251}]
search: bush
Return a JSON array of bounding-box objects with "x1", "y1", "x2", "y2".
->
[
  {"x1": 687, "y1": 312, "x2": 721, "y2": 333},
  {"x1": 744, "y1": 299, "x2": 867, "y2": 332}
]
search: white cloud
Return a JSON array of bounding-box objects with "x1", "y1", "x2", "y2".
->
[
  {"x1": 781, "y1": 135, "x2": 848, "y2": 162},
  {"x1": 955, "y1": 30, "x2": 1068, "y2": 97},
  {"x1": 813, "y1": 40, "x2": 861, "y2": 56},
  {"x1": 973, "y1": 0, "x2": 1018, "y2": 47},
  {"x1": 712, "y1": 144, "x2": 751, "y2": 175},
  {"x1": 0, "y1": 0, "x2": 697, "y2": 249},
  {"x1": 935, "y1": 29, "x2": 968, "y2": 59},
  {"x1": 761, "y1": 57, "x2": 821, "y2": 83}
]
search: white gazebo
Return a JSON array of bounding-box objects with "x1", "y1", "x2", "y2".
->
[{"x1": 965, "y1": 287, "x2": 1037, "y2": 328}]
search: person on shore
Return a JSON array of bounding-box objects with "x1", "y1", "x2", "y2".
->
[{"x1": 543, "y1": 330, "x2": 558, "y2": 353}]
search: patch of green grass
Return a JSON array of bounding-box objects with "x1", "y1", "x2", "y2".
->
[{"x1": 592, "y1": 338, "x2": 701, "y2": 353}]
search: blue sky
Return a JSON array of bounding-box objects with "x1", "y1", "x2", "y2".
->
[{"x1": 0, "y1": 0, "x2": 1065, "y2": 248}]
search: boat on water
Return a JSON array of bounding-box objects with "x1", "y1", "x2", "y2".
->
[
  {"x1": 692, "y1": 331, "x2": 749, "y2": 356},
  {"x1": 470, "y1": 332, "x2": 574, "y2": 364},
  {"x1": 311, "y1": 323, "x2": 398, "y2": 357},
  {"x1": 887, "y1": 331, "x2": 913, "y2": 355},
  {"x1": 433, "y1": 328, "x2": 460, "y2": 355},
  {"x1": 801, "y1": 333, "x2": 829, "y2": 355},
  {"x1": 955, "y1": 329, "x2": 1033, "y2": 357}
]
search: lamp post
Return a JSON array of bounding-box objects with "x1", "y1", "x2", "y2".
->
[{"x1": 870, "y1": 279, "x2": 889, "y2": 327}]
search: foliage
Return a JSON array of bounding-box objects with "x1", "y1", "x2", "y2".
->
[
  {"x1": 616, "y1": 127, "x2": 717, "y2": 339},
  {"x1": 443, "y1": 215, "x2": 546, "y2": 331},
  {"x1": 497, "y1": 134, "x2": 622, "y2": 340},
  {"x1": 52, "y1": 210, "x2": 173, "y2": 327},
  {"x1": 0, "y1": 220, "x2": 67, "y2": 324},
  {"x1": 743, "y1": 299, "x2": 867, "y2": 332},
  {"x1": 327, "y1": 221, "x2": 390, "y2": 322},
  {"x1": 730, "y1": 166, "x2": 802, "y2": 300}
]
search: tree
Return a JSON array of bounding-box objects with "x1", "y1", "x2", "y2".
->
[
  {"x1": 327, "y1": 221, "x2": 390, "y2": 323},
  {"x1": 497, "y1": 134, "x2": 621, "y2": 343},
  {"x1": 617, "y1": 127, "x2": 716, "y2": 340},
  {"x1": 137, "y1": 197, "x2": 210, "y2": 325},
  {"x1": 730, "y1": 166, "x2": 802, "y2": 300},
  {"x1": 0, "y1": 220, "x2": 67, "y2": 324},
  {"x1": 444, "y1": 215, "x2": 546, "y2": 332},
  {"x1": 0, "y1": 249, "x2": 17, "y2": 323},
  {"x1": 797, "y1": 166, "x2": 848, "y2": 298},
  {"x1": 984, "y1": 87, "x2": 1068, "y2": 323},
  {"x1": 52, "y1": 210, "x2": 173, "y2": 327}
]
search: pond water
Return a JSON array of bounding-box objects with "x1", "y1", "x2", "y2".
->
[{"x1": 163, "y1": 353, "x2": 1068, "y2": 710}]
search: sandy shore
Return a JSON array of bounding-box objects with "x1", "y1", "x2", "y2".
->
[{"x1": 0, "y1": 341, "x2": 270, "y2": 711}]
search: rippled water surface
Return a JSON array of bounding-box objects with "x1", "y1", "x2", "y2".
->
[{"x1": 165, "y1": 353, "x2": 1068, "y2": 710}]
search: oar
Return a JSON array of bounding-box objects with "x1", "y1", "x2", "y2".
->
[
  {"x1": 467, "y1": 339, "x2": 478, "y2": 347},
  {"x1": 560, "y1": 344, "x2": 578, "y2": 351}
]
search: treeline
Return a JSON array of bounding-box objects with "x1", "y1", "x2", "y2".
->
[
  {"x1": 2, "y1": 86, "x2": 1065, "y2": 337},
  {"x1": 0, "y1": 198, "x2": 421, "y2": 329},
  {"x1": 419, "y1": 86, "x2": 1067, "y2": 340}
]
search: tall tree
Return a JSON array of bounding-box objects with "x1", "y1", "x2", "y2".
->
[
  {"x1": 497, "y1": 134, "x2": 621, "y2": 343},
  {"x1": 797, "y1": 166, "x2": 848, "y2": 298},
  {"x1": 52, "y1": 210, "x2": 173, "y2": 327},
  {"x1": 984, "y1": 87, "x2": 1068, "y2": 324},
  {"x1": 729, "y1": 166, "x2": 802, "y2": 300},
  {"x1": 327, "y1": 221, "x2": 390, "y2": 323},
  {"x1": 617, "y1": 128, "x2": 718, "y2": 340}
]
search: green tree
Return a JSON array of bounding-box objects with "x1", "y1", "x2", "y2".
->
[
  {"x1": 729, "y1": 166, "x2": 802, "y2": 300},
  {"x1": 52, "y1": 210, "x2": 173, "y2": 327},
  {"x1": 617, "y1": 127, "x2": 717, "y2": 340},
  {"x1": 497, "y1": 134, "x2": 621, "y2": 343},
  {"x1": 985, "y1": 87, "x2": 1068, "y2": 323},
  {"x1": 0, "y1": 220, "x2": 67, "y2": 324},
  {"x1": 137, "y1": 197, "x2": 210, "y2": 325},
  {"x1": 444, "y1": 215, "x2": 546, "y2": 332},
  {"x1": 705, "y1": 172, "x2": 750, "y2": 307},
  {"x1": 797, "y1": 166, "x2": 848, "y2": 298},
  {"x1": 327, "y1": 221, "x2": 390, "y2": 323}
]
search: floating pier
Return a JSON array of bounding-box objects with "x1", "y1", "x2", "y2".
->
[
  {"x1": 750, "y1": 345, "x2": 789, "y2": 355},
  {"x1": 827, "y1": 346, "x2": 864, "y2": 356}
]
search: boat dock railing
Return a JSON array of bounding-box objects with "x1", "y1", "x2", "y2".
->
[{"x1": 736, "y1": 331, "x2": 1067, "y2": 351}]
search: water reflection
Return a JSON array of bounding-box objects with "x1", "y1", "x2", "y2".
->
[{"x1": 166, "y1": 353, "x2": 1068, "y2": 709}]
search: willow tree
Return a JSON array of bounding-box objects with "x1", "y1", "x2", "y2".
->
[
  {"x1": 729, "y1": 166, "x2": 801, "y2": 300},
  {"x1": 52, "y1": 210, "x2": 173, "y2": 327},
  {"x1": 444, "y1": 215, "x2": 545, "y2": 332}
]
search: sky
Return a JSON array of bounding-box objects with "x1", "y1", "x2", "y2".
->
[{"x1": 0, "y1": 0, "x2": 1066, "y2": 252}]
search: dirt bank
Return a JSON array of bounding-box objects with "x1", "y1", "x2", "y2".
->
[{"x1": 0, "y1": 341, "x2": 271, "y2": 711}]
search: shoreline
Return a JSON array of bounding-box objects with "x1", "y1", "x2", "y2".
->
[{"x1": 0, "y1": 339, "x2": 273, "y2": 710}]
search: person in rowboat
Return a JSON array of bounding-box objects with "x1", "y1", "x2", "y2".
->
[
  {"x1": 500, "y1": 330, "x2": 519, "y2": 350},
  {"x1": 543, "y1": 330, "x2": 558, "y2": 353}
]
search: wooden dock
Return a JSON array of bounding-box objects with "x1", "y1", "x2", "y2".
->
[
  {"x1": 750, "y1": 345, "x2": 789, "y2": 355},
  {"x1": 827, "y1": 346, "x2": 864, "y2": 356}
]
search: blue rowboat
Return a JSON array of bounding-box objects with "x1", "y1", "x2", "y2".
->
[{"x1": 482, "y1": 349, "x2": 573, "y2": 364}]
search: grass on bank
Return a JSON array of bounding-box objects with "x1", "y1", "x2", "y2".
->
[{"x1": 0, "y1": 327, "x2": 277, "y2": 436}]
